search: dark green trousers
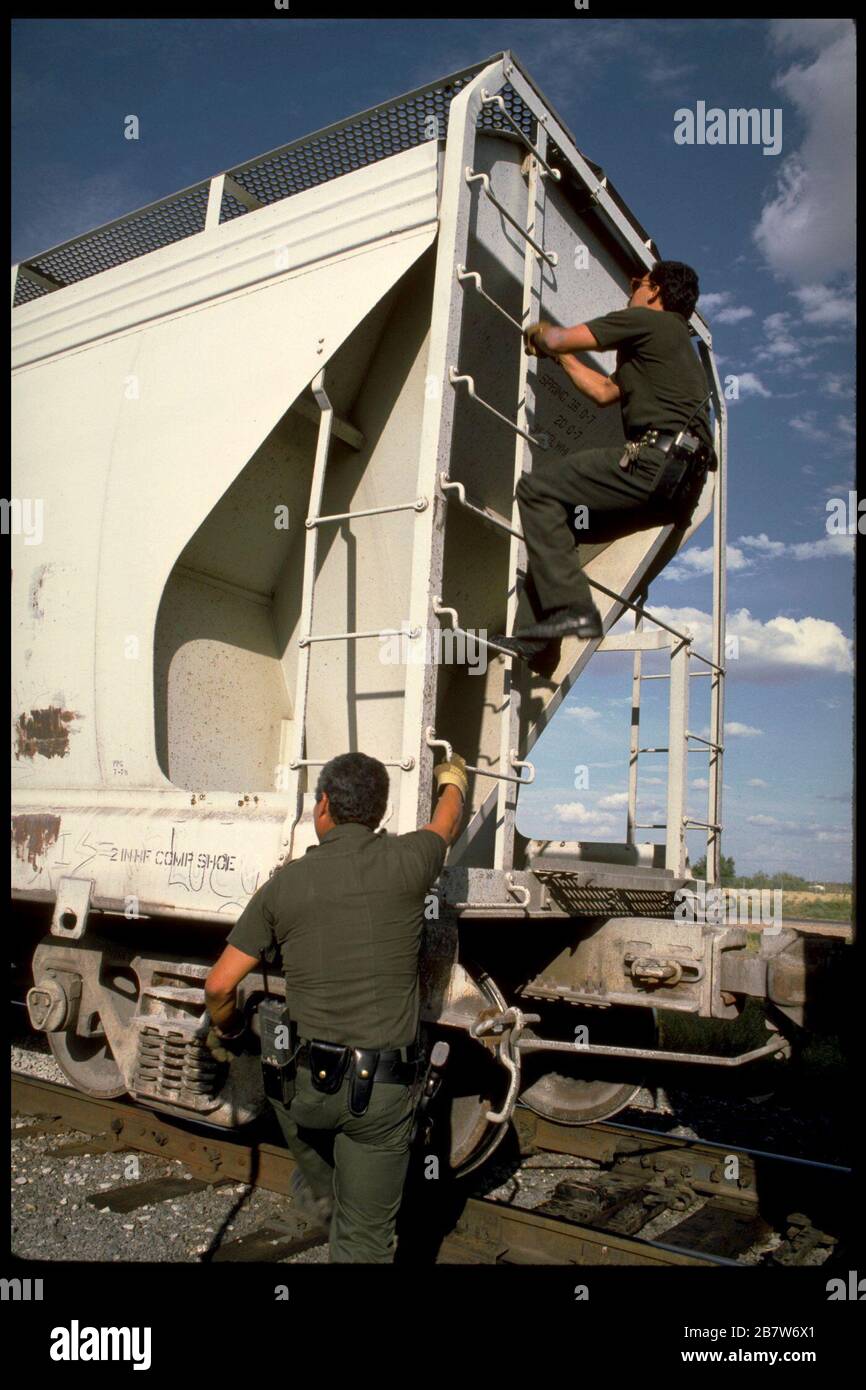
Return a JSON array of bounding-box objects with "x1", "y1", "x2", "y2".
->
[
  {"x1": 269, "y1": 1065, "x2": 416, "y2": 1263},
  {"x1": 515, "y1": 443, "x2": 695, "y2": 615}
]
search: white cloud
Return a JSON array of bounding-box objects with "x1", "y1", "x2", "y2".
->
[
  {"x1": 553, "y1": 802, "x2": 595, "y2": 822},
  {"x1": 725, "y1": 722, "x2": 764, "y2": 737},
  {"x1": 747, "y1": 813, "x2": 779, "y2": 825},
  {"x1": 790, "y1": 413, "x2": 824, "y2": 441},
  {"x1": 598, "y1": 791, "x2": 629, "y2": 808},
  {"x1": 552, "y1": 802, "x2": 618, "y2": 835},
  {"x1": 691, "y1": 777, "x2": 709, "y2": 789},
  {"x1": 792, "y1": 283, "x2": 855, "y2": 326},
  {"x1": 752, "y1": 22, "x2": 855, "y2": 283},
  {"x1": 739, "y1": 531, "x2": 854, "y2": 561},
  {"x1": 788, "y1": 411, "x2": 854, "y2": 449},
  {"x1": 644, "y1": 57, "x2": 696, "y2": 85},
  {"x1": 698, "y1": 292, "x2": 729, "y2": 313},
  {"x1": 662, "y1": 526, "x2": 853, "y2": 582},
  {"x1": 732, "y1": 372, "x2": 772, "y2": 398},
  {"x1": 769, "y1": 19, "x2": 853, "y2": 53},
  {"x1": 697, "y1": 291, "x2": 754, "y2": 326},
  {"x1": 715, "y1": 306, "x2": 755, "y2": 325},
  {"x1": 748, "y1": 778, "x2": 769, "y2": 787},
  {"x1": 823, "y1": 373, "x2": 854, "y2": 398},
  {"x1": 563, "y1": 705, "x2": 602, "y2": 721},
  {"x1": 752, "y1": 312, "x2": 821, "y2": 375},
  {"x1": 664, "y1": 544, "x2": 751, "y2": 582},
  {"x1": 633, "y1": 605, "x2": 853, "y2": 678}
]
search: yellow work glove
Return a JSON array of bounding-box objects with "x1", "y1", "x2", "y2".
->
[
  {"x1": 524, "y1": 321, "x2": 554, "y2": 358},
  {"x1": 434, "y1": 752, "x2": 469, "y2": 800},
  {"x1": 201, "y1": 1012, "x2": 247, "y2": 1063}
]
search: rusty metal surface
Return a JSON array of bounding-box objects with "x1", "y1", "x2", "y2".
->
[{"x1": 14, "y1": 708, "x2": 82, "y2": 760}]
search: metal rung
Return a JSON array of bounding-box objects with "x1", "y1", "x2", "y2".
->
[
  {"x1": 479, "y1": 91, "x2": 563, "y2": 181},
  {"x1": 425, "y1": 726, "x2": 535, "y2": 786},
  {"x1": 640, "y1": 670, "x2": 713, "y2": 681},
  {"x1": 449, "y1": 367, "x2": 545, "y2": 448},
  {"x1": 683, "y1": 818, "x2": 722, "y2": 831},
  {"x1": 637, "y1": 746, "x2": 668, "y2": 754},
  {"x1": 587, "y1": 578, "x2": 725, "y2": 675},
  {"x1": 634, "y1": 822, "x2": 667, "y2": 829},
  {"x1": 432, "y1": 597, "x2": 524, "y2": 663},
  {"x1": 456, "y1": 265, "x2": 526, "y2": 334},
  {"x1": 686, "y1": 731, "x2": 724, "y2": 751},
  {"x1": 299, "y1": 625, "x2": 420, "y2": 648},
  {"x1": 439, "y1": 475, "x2": 523, "y2": 539},
  {"x1": 306, "y1": 497, "x2": 427, "y2": 528},
  {"x1": 451, "y1": 874, "x2": 532, "y2": 911},
  {"x1": 465, "y1": 168, "x2": 558, "y2": 266},
  {"x1": 291, "y1": 757, "x2": 414, "y2": 771}
]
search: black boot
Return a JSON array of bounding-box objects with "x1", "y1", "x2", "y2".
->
[
  {"x1": 513, "y1": 603, "x2": 603, "y2": 641},
  {"x1": 490, "y1": 634, "x2": 559, "y2": 673}
]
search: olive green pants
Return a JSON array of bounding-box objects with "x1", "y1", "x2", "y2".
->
[
  {"x1": 516, "y1": 443, "x2": 699, "y2": 614},
  {"x1": 269, "y1": 1065, "x2": 416, "y2": 1263}
]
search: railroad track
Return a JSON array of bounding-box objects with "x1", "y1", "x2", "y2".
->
[{"x1": 12, "y1": 1073, "x2": 850, "y2": 1268}]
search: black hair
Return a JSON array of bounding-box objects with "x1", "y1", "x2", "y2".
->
[
  {"x1": 649, "y1": 260, "x2": 700, "y2": 319},
  {"x1": 315, "y1": 751, "x2": 389, "y2": 828}
]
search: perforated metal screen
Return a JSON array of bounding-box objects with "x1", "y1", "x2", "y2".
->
[{"x1": 13, "y1": 64, "x2": 537, "y2": 308}]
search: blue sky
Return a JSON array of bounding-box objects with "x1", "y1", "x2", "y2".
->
[{"x1": 12, "y1": 18, "x2": 855, "y2": 880}]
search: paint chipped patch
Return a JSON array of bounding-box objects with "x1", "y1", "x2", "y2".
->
[
  {"x1": 28, "y1": 564, "x2": 52, "y2": 620},
  {"x1": 14, "y1": 707, "x2": 82, "y2": 759},
  {"x1": 12, "y1": 813, "x2": 61, "y2": 869}
]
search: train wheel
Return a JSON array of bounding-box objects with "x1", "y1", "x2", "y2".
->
[
  {"x1": 420, "y1": 968, "x2": 511, "y2": 1177},
  {"x1": 518, "y1": 1003, "x2": 657, "y2": 1125},
  {"x1": 48, "y1": 1028, "x2": 127, "y2": 1099}
]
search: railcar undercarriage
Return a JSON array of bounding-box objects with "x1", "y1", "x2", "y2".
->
[{"x1": 24, "y1": 896, "x2": 835, "y2": 1177}]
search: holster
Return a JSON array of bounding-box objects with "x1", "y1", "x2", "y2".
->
[
  {"x1": 348, "y1": 1048, "x2": 380, "y2": 1117},
  {"x1": 308, "y1": 1040, "x2": 352, "y2": 1094},
  {"x1": 655, "y1": 446, "x2": 712, "y2": 505},
  {"x1": 258, "y1": 998, "x2": 298, "y2": 1105}
]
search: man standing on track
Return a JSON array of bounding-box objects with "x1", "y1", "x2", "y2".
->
[{"x1": 202, "y1": 748, "x2": 467, "y2": 1262}]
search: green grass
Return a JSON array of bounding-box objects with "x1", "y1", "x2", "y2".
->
[{"x1": 781, "y1": 893, "x2": 852, "y2": 923}]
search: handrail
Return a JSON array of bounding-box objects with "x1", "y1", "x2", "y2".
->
[
  {"x1": 586, "y1": 576, "x2": 726, "y2": 675},
  {"x1": 432, "y1": 597, "x2": 523, "y2": 661},
  {"x1": 299, "y1": 625, "x2": 421, "y2": 648},
  {"x1": 479, "y1": 91, "x2": 563, "y2": 181},
  {"x1": 451, "y1": 876, "x2": 533, "y2": 911},
  {"x1": 465, "y1": 168, "x2": 558, "y2": 266},
  {"x1": 686, "y1": 731, "x2": 724, "y2": 751},
  {"x1": 290, "y1": 755, "x2": 415, "y2": 771},
  {"x1": 306, "y1": 497, "x2": 427, "y2": 528},
  {"x1": 449, "y1": 366, "x2": 546, "y2": 448},
  {"x1": 456, "y1": 264, "x2": 526, "y2": 334},
  {"x1": 438, "y1": 461, "x2": 726, "y2": 674},
  {"x1": 438, "y1": 474, "x2": 523, "y2": 539},
  {"x1": 425, "y1": 726, "x2": 535, "y2": 786}
]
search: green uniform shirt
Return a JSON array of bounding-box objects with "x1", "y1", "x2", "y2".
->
[
  {"x1": 227, "y1": 823, "x2": 447, "y2": 1050},
  {"x1": 584, "y1": 306, "x2": 712, "y2": 449}
]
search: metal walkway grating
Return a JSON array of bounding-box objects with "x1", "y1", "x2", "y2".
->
[{"x1": 13, "y1": 68, "x2": 536, "y2": 308}]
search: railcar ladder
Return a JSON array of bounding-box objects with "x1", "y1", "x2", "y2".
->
[
  {"x1": 433, "y1": 80, "x2": 726, "y2": 884},
  {"x1": 277, "y1": 56, "x2": 726, "y2": 886}
]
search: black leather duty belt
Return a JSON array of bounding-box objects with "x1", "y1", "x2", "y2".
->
[
  {"x1": 296, "y1": 1041, "x2": 421, "y2": 1088},
  {"x1": 631, "y1": 428, "x2": 714, "y2": 464}
]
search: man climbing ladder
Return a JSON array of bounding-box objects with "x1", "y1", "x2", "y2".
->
[{"x1": 495, "y1": 260, "x2": 716, "y2": 667}]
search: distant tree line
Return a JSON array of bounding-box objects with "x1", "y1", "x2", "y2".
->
[{"x1": 690, "y1": 855, "x2": 851, "y2": 892}]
